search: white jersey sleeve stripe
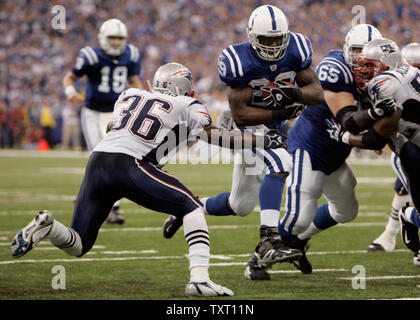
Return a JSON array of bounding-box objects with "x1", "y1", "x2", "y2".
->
[
  {"x1": 296, "y1": 33, "x2": 310, "y2": 61},
  {"x1": 291, "y1": 33, "x2": 305, "y2": 62},
  {"x1": 129, "y1": 44, "x2": 139, "y2": 63},
  {"x1": 86, "y1": 47, "x2": 99, "y2": 64},
  {"x1": 324, "y1": 57, "x2": 353, "y2": 82},
  {"x1": 81, "y1": 48, "x2": 94, "y2": 65},
  {"x1": 229, "y1": 45, "x2": 244, "y2": 77},
  {"x1": 222, "y1": 49, "x2": 237, "y2": 78}
]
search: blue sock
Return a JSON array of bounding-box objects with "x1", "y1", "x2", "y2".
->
[
  {"x1": 278, "y1": 225, "x2": 297, "y2": 242},
  {"x1": 259, "y1": 174, "x2": 285, "y2": 211},
  {"x1": 410, "y1": 208, "x2": 420, "y2": 228},
  {"x1": 205, "y1": 192, "x2": 233, "y2": 216},
  {"x1": 313, "y1": 203, "x2": 337, "y2": 230}
]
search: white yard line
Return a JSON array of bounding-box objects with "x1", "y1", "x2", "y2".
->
[{"x1": 339, "y1": 275, "x2": 420, "y2": 280}]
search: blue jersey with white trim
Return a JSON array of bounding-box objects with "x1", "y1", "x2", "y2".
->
[
  {"x1": 288, "y1": 50, "x2": 360, "y2": 175},
  {"x1": 72, "y1": 44, "x2": 141, "y2": 112},
  {"x1": 217, "y1": 32, "x2": 312, "y2": 129}
]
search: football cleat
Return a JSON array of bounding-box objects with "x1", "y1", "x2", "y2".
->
[
  {"x1": 185, "y1": 280, "x2": 234, "y2": 297},
  {"x1": 11, "y1": 210, "x2": 54, "y2": 258},
  {"x1": 399, "y1": 206, "x2": 420, "y2": 253},
  {"x1": 106, "y1": 206, "x2": 125, "y2": 225},
  {"x1": 366, "y1": 230, "x2": 396, "y2": 252},
  {"x1": 285, "y1": 238, "x2": 313, "y2": 274},
  {"x1": 254, "y1": 226, "x2": 302, "y2": 268},
  {"x1": 163, "y1": 215, "x2": 182, "y2": 239},
  {"x1": 244, "y1": 253, "x2": 270, "y2": 280}
]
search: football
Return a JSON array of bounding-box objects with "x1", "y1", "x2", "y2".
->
[{"x1": 261, "y1": 81, "x2": 296, "y2": 99}]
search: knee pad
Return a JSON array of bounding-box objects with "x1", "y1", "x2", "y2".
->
[{"x1": 329, "y1": 196, "x2": 359, "y2": 224}]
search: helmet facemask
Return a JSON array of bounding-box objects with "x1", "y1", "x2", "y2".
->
[
  {"x1": 248, "y1": 32, "x2": 290, "y2": 61},
  {"x1": 354, "y1": 57, "x2": 387, "y2": 90}
]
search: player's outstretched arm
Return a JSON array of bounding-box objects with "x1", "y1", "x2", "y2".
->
[
  {"x1": 329, "y1": 108, "x2": 401, "y2": 150},
  {"x1": 201, "y1": 125, "x2": 286, "y2": 150},
  {"x1": 62, "y1": 71, "x2": 84, "y2": 104},
  {"x1": 295, "y1": 67, "x2": 324, "y2": 105},
  {"x1": 228, "y1": 85, "x2": 300, "y2": 126}
]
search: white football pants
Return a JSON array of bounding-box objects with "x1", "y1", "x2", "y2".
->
[
  {"x1": 80, "y1": 107, "x2": 113, "y2": 151},
  {"x1": 227, "y1": 148, "x2": 292, "y2": 217},
  {"x1": 280, "y1": 149, "x2": 359, "y2": 236}
]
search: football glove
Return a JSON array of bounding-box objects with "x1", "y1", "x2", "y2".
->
[
  {"x1": 368, "y1": 99, "x2": 397, "y2": 120},
  {"x1": 264, "y1": 129, "x2": 288, "y2": 149},
  {"x1": 326, "y1": 118, "x2": 348, "y2": 143},
  {"x1": 262, "y1": 80, "x2": 303, "y2": 109}
]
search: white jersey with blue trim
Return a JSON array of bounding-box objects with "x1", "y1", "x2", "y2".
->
[
  {"x1": 367, "y1": 63, "x2": 420, "y2": 147},
  {"x1": 94, "y1": 88, "x2": 212, "y2": 167},
  {"x1": 217, "y1": 32, "x2": 313, "y2": 130}
]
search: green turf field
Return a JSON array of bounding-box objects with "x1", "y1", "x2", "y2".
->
[{"x1": 0, "y1": 150, "x2": 419, "y2": 300}]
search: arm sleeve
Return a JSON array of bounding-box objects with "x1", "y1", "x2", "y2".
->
[
  {"x1": 316, "y1": 59, "x2": 354, "y2": 94},
  {"x1": 128, "y1": 44, "x2": 142, "y2": 77},
  {"x1": 71, "y1": 48, "x2": 91, "y2": 77},
  {"x1": 182, "y1": 101, "x2": 212, "y2": 141},
  {"x1": 217, "y1": 49, "x2": 249, "y2": 86}
]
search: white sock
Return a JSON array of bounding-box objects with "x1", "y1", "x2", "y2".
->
[
  {"x1": 48, "y1": 220, "x2": 82, "y2": 256},
  {"x1": 298, "y1": 222, "x2": 322, "y2": 240},
  {"x1": 385, "y1": 193, "x2": 410, "y2": 236},
  {"x1": 200, "y1": 197, "x2": 209, "y2": 215},
  {"x1": 404, "y1": 207, "x2": 417, "y2": 225},
  {"x1": 260, "y1": 209, "x2": 280, "y2": 228},
  {"x1": 183, "y1": 208, "x2": 210, "y2": 281}
]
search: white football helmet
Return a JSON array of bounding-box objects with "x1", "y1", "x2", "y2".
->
[
  {"x1": 247, "y1": 5, "x2": 290, "y2": 61},
  {"x1": 402, "y1": 43, "x2": 420, "y2": 68},
  {"x1": 98, "y1": 19, "x2": 128, "y2": 56},
  {"x1": 354, "y1": 38, "x2": 402, "y2": 89},
  {"x1": 343, "y1": 24, "x2": 382, "y2": 67},
  {"x1": 152, "y1": 62, "x2": 194, "y2": 96}
]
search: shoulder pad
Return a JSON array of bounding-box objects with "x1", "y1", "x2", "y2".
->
[
  {"x1": 79, "y1": 46, "x2": 99, "y2": 66},
  {"x1": 316, "y1": 53, "x2": 354, "y2": 86},
  {"x1": 289, "y1": 32, "x2": 313, "y2": 65},
  {"x1": 218, "y1": 44, "x2": 248, "y2": 85},
  {"x1": 128, "y1": 44, "x2": 140, "y2": 63}
]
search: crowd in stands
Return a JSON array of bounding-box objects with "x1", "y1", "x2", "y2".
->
[{"x1": 1, "y1": 0, "x2": 419, "y2": 149}]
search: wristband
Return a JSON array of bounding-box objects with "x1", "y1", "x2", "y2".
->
[
  {"x1": 65, "y1": 86, "x2": 76, "y2": 96},
  {"x1": 341, "y1": 131, "x2": 350, "y2": 144}
]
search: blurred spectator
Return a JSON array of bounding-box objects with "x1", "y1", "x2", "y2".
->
[
  {"x1": 1, "y1": 0, "x2": 420, "y2": 149},
  {"x1": 40, "y1": 101, "x2": 56, "y2": 148},
  {"x1": 61, "y1": 103, "x2": 81, "y2": 150}
]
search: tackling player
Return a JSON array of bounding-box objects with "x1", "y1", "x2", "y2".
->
[
  {"x1": 62, "y1": 18, "x2": 142, "y2": 225},
  {"x1": 163, "y1": 5, "x2": 324, "y2": 280},
  {"x1": 10, "y1": 62, "x2": 286, "y2": 297},
  {"x1": 327, "y1": 39, "x2": 420, "y2": 267},
  {"x1": 366, "y1": 42, "x2": 420, "y2": 252}
]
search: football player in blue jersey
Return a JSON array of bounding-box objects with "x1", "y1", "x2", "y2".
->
[
  {"x1": 366, "y1": 43, "x2": 420, "y2": 252},
  {"x1": 62, "y1": 18, "x2": 142, "y2": 225},
  {"x1": 240, "y1": 24, "x2": 384, "y2": 278},
  {"x1": 163, "y1": 4, "x2": 324, "y2": 280}
]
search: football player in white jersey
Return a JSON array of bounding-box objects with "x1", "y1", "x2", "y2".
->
[
  {"x1": 63, "y1": 18, "x2": 143, "y2": 225},
  {"x1": 327, "y1": 39, "x2": 420, "y2": 266},
  {"x1": 11, "y1": 62, "x2": 286, "y2": 297},
  {"x1": 366, "y1": 42, "x2": 420, "y2": 252}
]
